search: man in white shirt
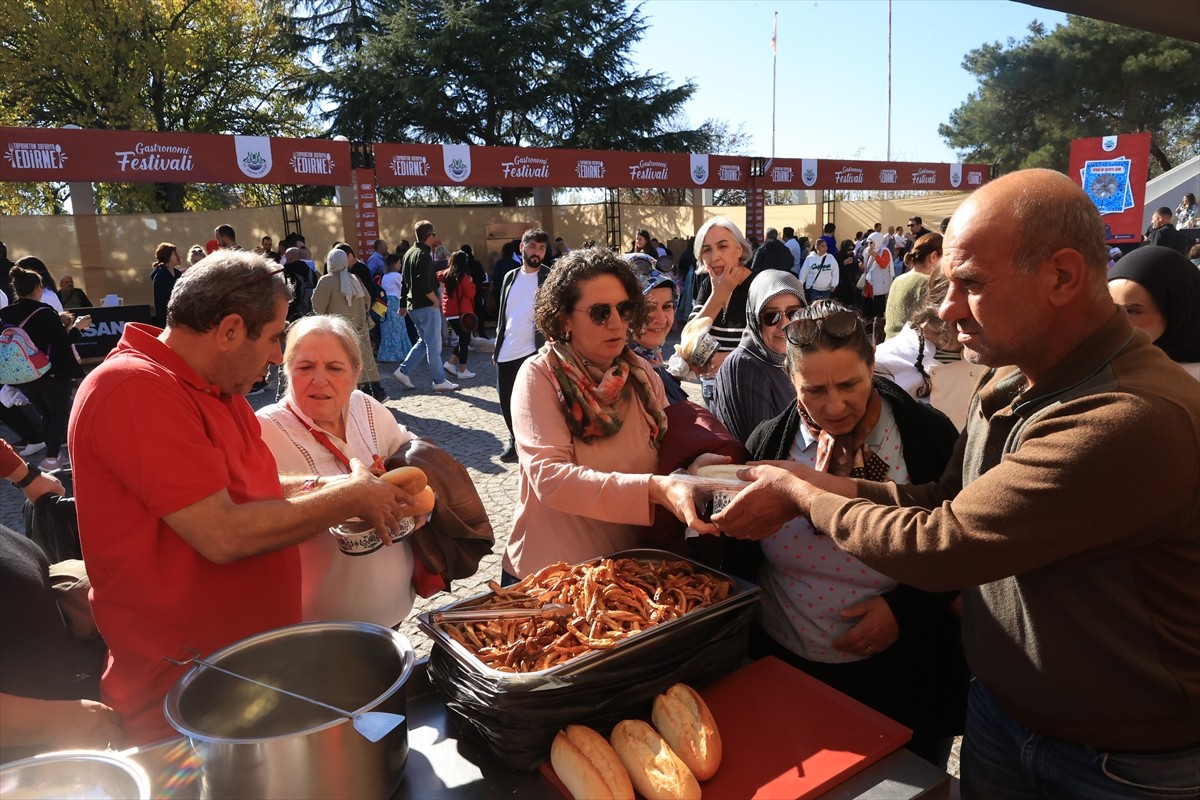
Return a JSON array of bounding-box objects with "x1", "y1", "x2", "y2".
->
[
  {"x1": 782, "y1": 227, "x2": 804, "y2": 272},
  {"x1": 493, "y1": 229, "x2": 550, "y2": 463},
  {"x1": 796, "y1": 238, "x2": 840, "y2": 302}
]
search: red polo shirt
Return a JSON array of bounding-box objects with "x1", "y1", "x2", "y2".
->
[{"x1": 69, "y1": 324, "x2": 300, "y2": 745}]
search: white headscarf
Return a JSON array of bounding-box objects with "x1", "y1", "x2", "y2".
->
[{"x1": 326, "y1": 248, "x2": 367, "y2": 306}]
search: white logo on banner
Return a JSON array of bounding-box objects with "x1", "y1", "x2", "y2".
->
[
  {"x1": 576, "y1": 160, "x2": 606, "y2": 179},
  {"x1": 1101, "y1": 136, "x2": 1118, "y2": 152},
  {"x1": 949, "y1": 163, "x2": 963, "y2": 188},
  {"x1": 290, "y1": 151, "x2": 335, "y2": 175},
  {"x1": 719, "y1": 164, "x2": 742, "y2": 182},
  {"x1": 690, "y1": 154, "x2": 709, "y2": 185},
  {"x1": 443, "y1": 144, "x2": 472, "y2": 182},
  {"x1": 235, "y1": 136, "x2": 272, "y2": 178},
  {"x1": 801, "y1": 159, "x2": 818, "y2": 187},
  {"x1": 4, "y1": 142, "x2": 68, "y2": 170}
]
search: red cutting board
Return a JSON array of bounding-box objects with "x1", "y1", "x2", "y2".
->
[
  {"x1": 541, "y1": 656, "x2": 911, "y2": 800},
  {"x1": 698, "y1": 656, "x2": 912, "y2": 799}
]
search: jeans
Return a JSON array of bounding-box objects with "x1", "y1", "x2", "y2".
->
[
  {"x1": 806, "y1": 288, "x2": 833, "y2": 303},
  {"x1": 398, "y1": 306, "x2": 444, "y2": 386},
  {"x1": 496, "y1": 353, "x2": 534, "y2": 445},
  {"x1": 21, "y1": 375, "x2": 73, "y2": 457},
  {"x1": 962, "y1": 681, "x2": 1200, "y2": 800}
]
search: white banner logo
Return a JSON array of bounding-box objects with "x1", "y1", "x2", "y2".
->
[
  {"x1": 443, "y1": 144, "x2": 472, "y2": 182},
  {"x1": 949, "y1": 163, "x2": 963, "y2": 188},
  {"x1": 801, "y1": 159, "x2": 818, "y2": 187},
  {"x1": 235, "y1": 136, "x2": 272, "y2": 178},
  {"x1": 690, "y1": 154, "x2": 709, "y2": 185}
]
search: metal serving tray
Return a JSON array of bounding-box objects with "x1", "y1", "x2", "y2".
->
[{"x1": 416, "y1": 548, "x2": 759, "y2": 682}]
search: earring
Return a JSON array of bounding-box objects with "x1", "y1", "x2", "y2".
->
[{"x1": 563, "y1": 331, "x2": 572, "y2": 342}]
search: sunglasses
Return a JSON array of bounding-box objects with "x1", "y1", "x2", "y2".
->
[
  {"x1": 759, "y1": 305, "x2": 805, "y2": 328},
  {"x1": 785, "y1": 310, "x2": 862, "y2": 346},
  {"x1": 574, "y1": 300, "x2": 638, "y2": 325}
]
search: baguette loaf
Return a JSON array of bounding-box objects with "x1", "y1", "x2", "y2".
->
[
  {"x1": 551, "y1": 725, "x2": 634, "y2": 800},
  {"x1": 651, "y1": 683, "x2": 722, "y2": 780},
  {"x1": 610, "y1": 719, "x2": 701, "y2": 800}
]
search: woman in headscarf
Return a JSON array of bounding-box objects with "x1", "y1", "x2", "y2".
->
[
  {"x1": 626, "y1": 254, "x2": 688, "y2": 405},
  {"x1": 711, "y1": 270, "x2": 806, "y2": 443},
  {"x1": 312, "y1": 248, "x2": 386, "y2": 398},
  {"x1": 1108, "y1": 245, "x2": 1200, "y2": 380}
]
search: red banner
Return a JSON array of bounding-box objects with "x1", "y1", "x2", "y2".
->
[
  {"x1": 755, "y1": 158, "x2": 990, "y2": 192},
  {"x1": 1067, "y1": 132, "x2": 1151, "y2": 244},
  {"x1": 0, "y1": 127, "x2": 352, "y2": 185},
  {"x1": 352, "y1": 169, "x2": 379, "y2": 258},
  {"x1": 374, "y1": 143, "x2": 750, "y2": 190}
]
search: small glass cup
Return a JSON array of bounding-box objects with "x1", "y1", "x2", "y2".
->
[{"x1": 329, "y1": 517, "x2": 415, "y2": 556}]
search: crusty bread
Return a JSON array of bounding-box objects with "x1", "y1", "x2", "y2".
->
[
  {"x1": 651, "y1": 684, "x2": 722, "y2": 781},
  {"x1": 551, "y1": 725, "x2": 634, "y2": 800},
  {"x1": 610, "y1": 719, "x2": 701, "y2": 800},
  {"x1": 694, "y1": 464, "x2": 745, "y2": 482}
]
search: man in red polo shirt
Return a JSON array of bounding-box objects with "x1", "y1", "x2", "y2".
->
[{"x1": 69, "y1": 251, "x2": 419, "y2": 746}]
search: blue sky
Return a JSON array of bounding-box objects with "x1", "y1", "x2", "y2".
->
[{"x1": 629, "y1": 0, "x2": 1069, "y2": 164}]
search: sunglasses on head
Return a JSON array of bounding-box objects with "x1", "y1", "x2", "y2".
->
[
  {"x1": 785, "y1": 310, "x2": 862, "y2": 346},
  {"x1": 759, "y1": 305, "x2": 805, "y2": 328},
  {"x1": 575, "y1": 300, "x2": 637, "y2": 325}
]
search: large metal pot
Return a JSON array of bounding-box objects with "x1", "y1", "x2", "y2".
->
[{"x1": 164, "y1": 621, "x2": 414, "y2": 799}]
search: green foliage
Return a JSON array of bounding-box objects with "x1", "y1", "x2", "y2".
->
[
  {"x1": 0, "y1": 0, "x2": 315, "y2": 212},
  {"x1": 939, "y1": 16, "x2": 1200, "y2": 176},
  {"x1": 319, "y1": 0, "x2": 711, "y2": 203}
]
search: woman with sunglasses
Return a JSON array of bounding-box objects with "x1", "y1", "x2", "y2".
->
[
  {"x1": 739, "y1": 300, "x2": 968, "y2": 764},
  {"x1": 711, "y1": 270, "x2": 806, "y2": 444},
  {"x1": 500, "y1": 248, "x2": 699, "y2": 583}
]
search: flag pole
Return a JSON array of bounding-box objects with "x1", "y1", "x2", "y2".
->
[{"x1": 771, "y1": 11, "x2": 778, "y2": 160}]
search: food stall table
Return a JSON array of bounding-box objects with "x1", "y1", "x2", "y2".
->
[{"x1": 129, "y1": 658, "x2": 950, "y2": 800}]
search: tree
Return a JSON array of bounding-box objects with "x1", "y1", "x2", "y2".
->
[
  {"x1": 321, "y1": 0, "x2": 712, "y2": 205},
  {"x1": 939, "y1": 17, "x2": 1200, "y2": 176},
  {"x1": 0, "y1": 0, "x2": 312, "y2": 212}
]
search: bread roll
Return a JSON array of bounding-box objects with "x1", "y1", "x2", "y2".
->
[
  {"x1": 651, "y1": 684, "x2": 722, "y2": 780},
  {"x1": 410, "y1": 485, "x2": 436, "y2": 515},
  {"x1": 551, "y1": 725, "x2": 634, "y2": 800},
  {"x1": 610, "y1": 719, "x2": 701, "y2": 800},
  {"x1": 694, "y1": 464, "x2": 745, "y2": 482},
  {"x1": 380, "y1": 465, "x2": 428, "y2": 493}
]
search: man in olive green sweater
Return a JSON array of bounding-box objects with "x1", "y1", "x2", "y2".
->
[{"x1": 704, "y1": 170, "x2": 1200, "y2": 798}]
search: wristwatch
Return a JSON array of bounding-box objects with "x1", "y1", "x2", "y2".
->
[{"x1": 11, "y1": 461, "x2": 41, "y2": 489}]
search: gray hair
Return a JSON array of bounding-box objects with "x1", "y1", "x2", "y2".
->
[
  {"x1": 167, "y1": 250, "x2": 288, "y2": 338},
  {"x1": 282, "y1": 315, "x2": 364, "y2": 384},
  {"x1": 693, "y1": 216, "x2": 753, "y2": 275}
]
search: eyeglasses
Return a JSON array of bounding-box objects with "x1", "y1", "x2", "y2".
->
[
  {"x1": 574, "y1": 300, "x2": 637, "y2": 325},
  {"x1": 759, "y1": 305, "x2": 805, "y2": 328},
  {"x1": 908, "y1": 223, "x2": 919, "y2": 228},
  {"x1": 784, "y1": 310, "x2": 862, "y2": 346}
]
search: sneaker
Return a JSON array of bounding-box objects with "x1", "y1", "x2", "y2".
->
[
  {"x1": 443, "y1": 361, "x2": 458, "y2": 377},
  {"x1": 499, "y1": 445, "x2": 518, "y2": 463},
  {"x1": 37, "y1": 456, "x2": 62, "y2": 471},
  {"x1": 393, "y1": 369, "x2": 415, "y2": 390},
  {"x1": 16, "y1": 441, "x2": 45, "y2": 457},
  {"x1": 432, "y1": 380, "x2": 459, "y2": 391},
  {"x1": 456, "y1": 369, "x2": 476, "y2": 379}
]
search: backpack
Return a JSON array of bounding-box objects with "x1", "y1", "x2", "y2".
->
[
  {"x1": 0, "y1": 309, "x2": 52, "y2": 384},
  {"x1": 284, "y1": 268, "x2": 315, "y2": 321}
]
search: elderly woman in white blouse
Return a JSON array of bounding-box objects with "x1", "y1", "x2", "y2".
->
[{"x1": 257, "y1": 315, "x2": 417, "y2": 627}]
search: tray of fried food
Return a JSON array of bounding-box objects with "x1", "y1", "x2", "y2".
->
[{"x1": 418, "y1": 549, "x2": 753, "y2": 678}]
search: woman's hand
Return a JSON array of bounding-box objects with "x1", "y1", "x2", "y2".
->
[
  {"x1": 648, "y1": 475, "x2": 718, "y2": 535},
  {"x1": 697, "y1": 350, "x2": 730, "y2": 380},
  {"x1": 831, "y1": 596, "x2": 900, "y2": 657},
  {"x1": 712, "y1": 263, "x2": 752, "y2": 300},
  {"x1": 346, "y1": 458, "x2": 418, "y2": 544}
]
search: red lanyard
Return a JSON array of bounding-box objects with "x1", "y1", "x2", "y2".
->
[{"x1": 285, "y1": 404, "x2": 354, "y2": 473}]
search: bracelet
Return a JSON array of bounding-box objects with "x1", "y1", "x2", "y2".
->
[{"x1": 11, "y1": 461, "x2": 41, "y2": 489}]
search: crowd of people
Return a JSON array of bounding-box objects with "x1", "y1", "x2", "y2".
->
[{"x1": 2, "y1": 170, "x2": 1199, "y2": 797}]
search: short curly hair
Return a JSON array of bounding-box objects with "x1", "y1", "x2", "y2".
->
[{"x1": 533, "y1": 246, "x2": 646, "y2": 343}]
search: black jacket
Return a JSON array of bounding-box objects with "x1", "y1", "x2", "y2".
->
[
  {"x1": 1147, "y1": 223, "x2": 1187, "y2": 255},
  {"x1": 750, "y1": 239, "x2": 794, "y2": 272},
  {"x1": 493, "y1": 265, "x2": 550, "y2": 363}
]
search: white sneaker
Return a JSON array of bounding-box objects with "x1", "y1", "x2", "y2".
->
[
  {"x1": 443, "y1": 361, "x2": 458, "y2": 377},
  {"x1": 393, "y1": 369, "x2": 415, "y2": 390},
  {"x1": 37, "y1": 456, "x2": 62, "y2": 471},
  {"x1": 432, "y1": 380, "x2": 459, "y2": 391},
  {"x1": 457, "y1": 369, "x2": 476, "y2": 379},
  {"x1": 17, "y1": 441, "x2": 45, "y2": 457}
]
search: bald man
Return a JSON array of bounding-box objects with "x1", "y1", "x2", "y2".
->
[{"x1": 702, "y1": 170, "x2": 1200, "y2": 796}]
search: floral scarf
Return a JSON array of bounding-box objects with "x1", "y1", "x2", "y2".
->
[
  {"x1": 628, "y1": 340, "x2": 662, "y2": 366},
  {"x1": 542, "y1": 341, "x2": 668, "y2": 446},
  {"x1": 798, "y1": 387, "x2": 890, "y2": 481}
]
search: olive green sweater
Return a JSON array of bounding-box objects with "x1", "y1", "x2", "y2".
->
[{"x1": 813, "y1": 309, "x2": 1200, "y2": 750}]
